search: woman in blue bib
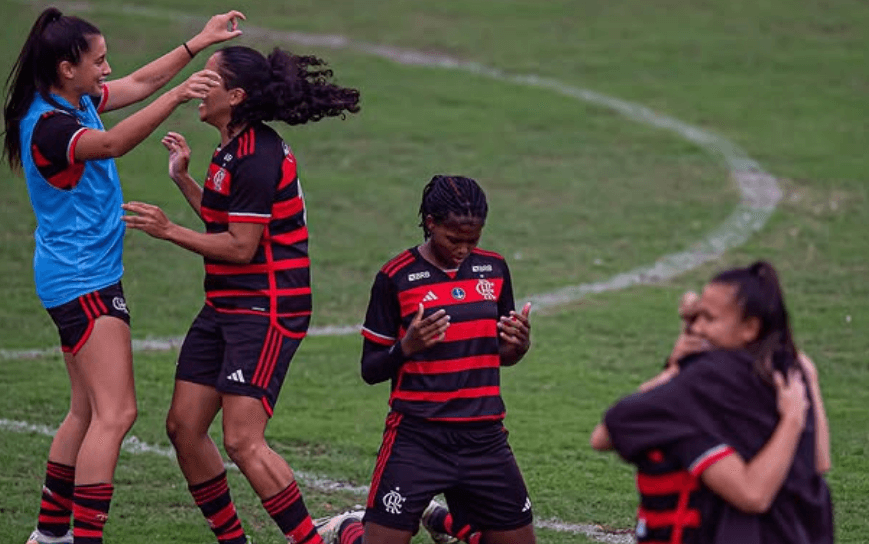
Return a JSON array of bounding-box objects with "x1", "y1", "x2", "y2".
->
[{"x1": 3, "y1": 7, "x2": 243, "y2": 544}]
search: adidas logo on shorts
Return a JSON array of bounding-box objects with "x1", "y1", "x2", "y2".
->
[{"x1": 226, "y1": 370, "x2": 246, "y2": 383}]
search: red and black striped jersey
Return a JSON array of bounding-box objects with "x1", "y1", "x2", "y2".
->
[
  {"x1": 361, "y1": 246, "x2": 515, "y2": 422},
  {"x1": 631, "y1": 445, "x2": 732, "y2": 543},
  {"x1": 200, "y1": 122, "x2": 310, "y2": 338},
  {"x1": 605, "y1": 351, "x2": 834, "y2": 544}
]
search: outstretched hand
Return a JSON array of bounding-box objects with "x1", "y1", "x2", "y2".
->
[
  {"x1": 400, "y1": 303, "x2": 450, "y2": 357},
  {"x1": 121, "y1": 202, "x2": 174, "y2": 240},
  {"x1": 195, "y1": 11, "x2": 245, "y2": 48},
  {"x1": 162, "y1": 132, "x2": 191, "y2": 181}
]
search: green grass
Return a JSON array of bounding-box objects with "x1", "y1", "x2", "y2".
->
[{"x1": 1, "y1": 0, "x2": 867, "y2": 542}]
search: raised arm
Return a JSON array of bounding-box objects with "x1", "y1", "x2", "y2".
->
[
  {"x1": 102, "y1": 11, "x2": 244, "y2": 111},
  {"x1": 700, "y1": 367, "x2": 808, "y2": 513},
  {"x1": 73, "y1": 70, "x2": 221, "y2": 161}
]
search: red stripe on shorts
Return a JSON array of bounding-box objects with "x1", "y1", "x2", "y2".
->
[{"x1": 367, "y1": 412, "x2": 403, "y2": 508}]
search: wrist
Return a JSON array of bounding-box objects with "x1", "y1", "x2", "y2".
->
[
  {"x1": 171, "y1": 170, "x2": 191, "y2": 184},
  {"x1": 779, "y1": 410, "x2": 806, "y2": 431},
  {"x1": 185, "y1": 35, "x2": 207, "y2": 56},
  {"x1": 162, "y1": 221, "x2": 181, "y2": 242}
]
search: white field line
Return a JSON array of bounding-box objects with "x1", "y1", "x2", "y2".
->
[
  {"x1": 1, "y1": 2, "x2": 783, "y2": 364},
  {"x1": 5, "y1": 7, "x2": 778, "y2": 541},
  {"x1": 1, "y1": 418, "x2": 633, "y2": 543}
]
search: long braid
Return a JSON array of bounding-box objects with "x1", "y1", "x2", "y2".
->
[{"x1": 418, "y1": 175, "x2": 488, "y2": 239}]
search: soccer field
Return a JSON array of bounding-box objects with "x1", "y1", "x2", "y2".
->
[{"x1": 1, "y1": 0, "x2": 867, "y2": 542}]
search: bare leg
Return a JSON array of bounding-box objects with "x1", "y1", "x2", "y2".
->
[
  {"x1": 221, "y1": 394, "x2": 293, "y2": 498},
  {"x1": 46, "y1": 352, "x2": 92, "y2": 465},
  {"x1": 362, "y1": 521, "x2": 413, "y2": 544},
  {"x1": 166, "y1": 380, "x2": 224, "y2": 484},
  {"x1": 73, "y1": 317, "x2": 137, "y2": 484}
]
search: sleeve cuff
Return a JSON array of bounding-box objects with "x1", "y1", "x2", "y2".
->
[{"x1": 689, "y1": 444, "x2": 735, "y2": 476}]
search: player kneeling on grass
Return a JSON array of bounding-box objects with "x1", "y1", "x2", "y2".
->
[
  {"x1": 122, "y1": 46, "x2": 359, "y2": 544},
  {"x1": 321, "y1": 175, "x2": 536, "y2": 544},
  {"x1": 591, "y1": 261, "x2": 833, "y2": 544}
]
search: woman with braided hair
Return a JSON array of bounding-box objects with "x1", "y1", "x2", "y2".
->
[
  {"x1": 122, "y1": 45, "x2": 359, "y2": 544},
  {"x1": 317, "y1": 175, "x2": 536, "y2": 544}
]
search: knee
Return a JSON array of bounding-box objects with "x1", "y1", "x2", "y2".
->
[
  {"x1": 65, "y1": 406, "x2": 92, "y2": 429},
  {"x1": 94, "y1": 401, "x2": 137, "y2": 436},
  {"x1": 222, "y1": 431, "x2": 262, "y2": 466},
  {"x1": 165, "y1": 409, "x2": 195, "y2": 447}
]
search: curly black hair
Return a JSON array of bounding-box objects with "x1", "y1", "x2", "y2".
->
[{"x1": 216, "y1": 46, "x2": 360, "y2": 132}]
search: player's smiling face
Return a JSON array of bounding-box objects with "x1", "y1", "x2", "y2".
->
[
  {"x1": 691, "y1": 282, "x2": 760, "y2": 350},
  {"x1": 426, "y1": 213, "x2": 484, "y2": 270},
  {"x1": 67, "y1": 34, "x2": 110, "y2": 98}
]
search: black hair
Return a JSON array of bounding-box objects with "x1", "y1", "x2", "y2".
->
[
  {"x1": 3, "y1": 7, "x2": 101, "y2": 171},
  {"x1": 418, "y1": 175, "x2": 489, "y2": 239},
  {"x1": 216, "y1": 46, "x2": 360, "y2": 133},
  {"x1": 712, "y1": 260, "x2": 797, "y2": 382}
]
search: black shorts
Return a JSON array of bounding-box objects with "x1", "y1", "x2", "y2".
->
[
  {"x1": 176, "y1": 304, "x2": 308, "y2": 416},
  {"x1": 46, "y1": 281, "x2": 131, "y2": 355},
  {"x1": 363, "y1": 413, "x2": 533, "y2": 533}
]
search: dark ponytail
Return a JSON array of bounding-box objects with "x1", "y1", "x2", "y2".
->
[
  {"x1": 418, "y1": 175, "x2": 489, "y2": 239},
  {"x1": 712, "y1": 260, "x2": 797, "y2": 382},
  {"x1": 216, "y1": 46, "x2": 360, "y2": 133},
  {"x1": 3, "y1": 7, "x2": 100, "y2": 171}
]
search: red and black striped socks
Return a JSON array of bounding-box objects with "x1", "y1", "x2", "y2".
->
[
  {"x1": 338, "y1": 519, "x2": 364, "y2": 544},
  {"x1": 428, "y1": 508, "x2": 481, "y2": 544},
  {"x1": 73, "y1": 483, "x2": 113, "y2": 544},
  {"x1": 36, "y1": 461, "x2": 74, "y2": 537},
  {"x1": 262, "y1": 481, "x2": 323, "y2": 543},
  {"x1": 189, "y1": 472, "x2": 247, "y2": 544}
]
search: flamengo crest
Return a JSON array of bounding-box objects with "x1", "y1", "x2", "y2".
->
[{"x1": 476, "y1": 279, "x2": 496, "y2": 300}]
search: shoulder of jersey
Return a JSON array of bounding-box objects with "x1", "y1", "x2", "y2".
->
[
  {"x1": 37, "y1": 109, "x2": 76, "y2": 123},
  {"x1": 381, "y1": 250, "x2": 415, "y2": 277},
  {"x1": 471, "y1": 247, "x2": 506, "y2": 262},
  {"x1": 234, "y1": 123, "x2": 283, "y2": 159}
]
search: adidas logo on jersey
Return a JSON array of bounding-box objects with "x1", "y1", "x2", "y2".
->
[
  {"x1": 226, "y1": 369, "x2": 246, "y2": 383},
  {"x1": 422, "y1": 291, "x2": 438, "y2": 302}
]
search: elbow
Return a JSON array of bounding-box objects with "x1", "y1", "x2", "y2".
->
[
  {"x1": 817, "y1": 459, "x2": 831, "y2": 475},
  {"x1": 360, "y1": 367, "x2": 382, "y2": 385},
  {"x1": 590, "y1": 423, "x2": 613, "y2": 451},
  {"x1": 227, "y1": 243, "x2": 258, "y2": 264},
  {"x1": 734, "y1": 490, "x2": 773, "y2": 515},
  {"x1": 100, "y1": 139, "x2": 128, "y2": 159}
]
